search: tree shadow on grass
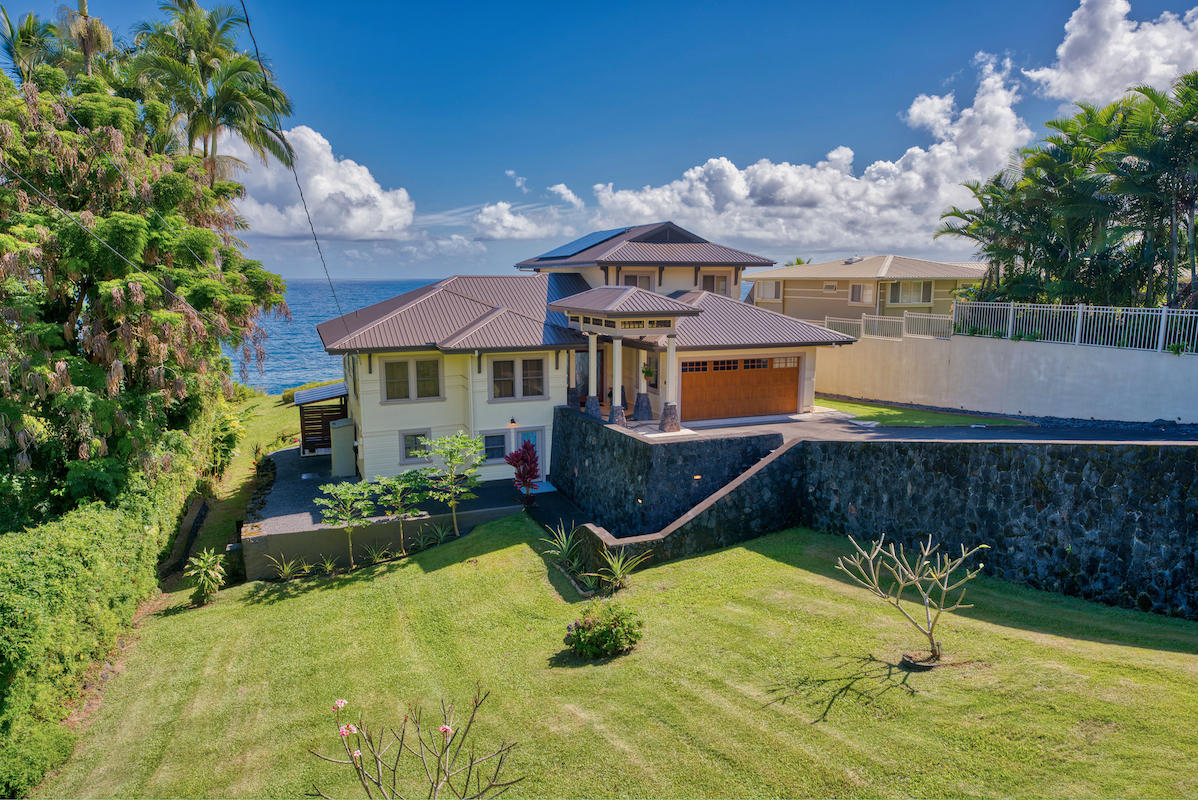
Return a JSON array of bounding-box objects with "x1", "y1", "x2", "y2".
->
[
  {"x1": 240, "y1": 559, "x2": 417, "y2": 605},
  {"x1": 546, "y1": 648, "x2": 628, "y2": 669},
  {"x1": 765, "y1": 653, "x2": 916, "y2": 723}
]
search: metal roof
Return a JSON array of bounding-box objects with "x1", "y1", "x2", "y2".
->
[
  {"x1": 293, "y1": 381, "x2": 348, "y2": 405},
  {"x1": 547, "y1": 286, "x2": 704, "y2": 317},
  {"x1": 515, "y1": 221, "x2": 774, "y2": 269},
  {"x1": 636, "y1": 291, "x2": 856, "y2": 350},
  {"x1": 744, "y1": 255, "x2": 990, "y2": 281},
  {"x1": 317, "y1": 273, "x2": 590, "y2": 354},
  {"x1": 535, "y1": 227, "x2": 630, "y2": 259}
]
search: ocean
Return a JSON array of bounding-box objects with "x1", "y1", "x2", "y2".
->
[{"x1": 235, "y1": 279, "x2": 432, "y2": 395}]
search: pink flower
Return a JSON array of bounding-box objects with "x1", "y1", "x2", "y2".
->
[
  {"x1": 339, "y1": 725, "x2": 351, "y2": 737},
  {"x1": 438, "y1": 725, "x2": 453, "y2": 736},
  {"x1": 352, "y1": 750, "x2": 362, "y2": 760},
  {"x1": 348, "y1": 724, "x2": 358, "y2": 734},
  {"x1": 334, "y1": 699, "x2": 348, "y2": 710}
]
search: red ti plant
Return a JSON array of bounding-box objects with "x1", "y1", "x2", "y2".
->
[{"x1": 503, "y1": 439, "x2": 540, "y2": 505}]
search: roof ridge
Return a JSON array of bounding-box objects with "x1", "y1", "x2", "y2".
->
[
  {"x1": 610, "y1": 285, "x2": 639, "y2": 311},
  {"x1": 878, "y1": 254, "x2": 895, "y2": 278},
  {"x1": 324, "y1": 280, "x2": 448, "y2": 349},
  {"x1": 437, "y1": 306, "x2": 509, "y2": 349}
]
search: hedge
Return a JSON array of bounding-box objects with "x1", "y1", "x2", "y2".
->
[{"x1": 0, "y1": 460, "x2": 195, "y2": 798}]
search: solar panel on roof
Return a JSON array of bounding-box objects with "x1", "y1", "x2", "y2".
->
[{"x1": 534, "y1": 227, "x2": 629, "y2": 260}]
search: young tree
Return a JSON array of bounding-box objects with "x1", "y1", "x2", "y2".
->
[
  {"x1": 314, "y1": 481, "x2": 376, "y2": 570},
  {"x1": 503, "y1": 438, "x2": 539, "y2": 506},
  {"x1": 373, "y1": 471, "x2": 428, "y2": 556},
  {"x1": 420, "y1": 433, "x2": 483, "y2": 538},
  {"x1": 835, "y1": 534, "x2": 988, "y2": 662}
]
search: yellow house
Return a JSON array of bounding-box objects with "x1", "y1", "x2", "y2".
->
[
  {"x1": 745, "y1": 255, "x2": 989, "y2": 322},
  {"x1": 316, "y1": 222, "x2": 853, "y2": 483}
]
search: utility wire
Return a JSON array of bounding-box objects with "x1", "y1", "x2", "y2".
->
[{"x1": 238, "y1": 0, "x2": 350, "y2": 336}]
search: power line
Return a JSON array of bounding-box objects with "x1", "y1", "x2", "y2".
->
[{"x1": 238, "y1": 0, "x2": 349, "y2": 336}]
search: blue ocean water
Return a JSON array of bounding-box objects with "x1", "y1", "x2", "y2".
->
[{"x1": 236, "y1": 279, "x2": 432, "y2": 395}]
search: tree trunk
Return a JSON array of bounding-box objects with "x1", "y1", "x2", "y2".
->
[
  {"x1": 1170, "y1": 202, "x2": 1179, "y2": 303},
  {"x1": 1189, "y1": 206, "x2": 1196, "y2": 291}
]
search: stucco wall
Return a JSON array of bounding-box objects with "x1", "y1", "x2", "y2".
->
[{"x1": 815, "y1": 334, "x2": 1198, "y2": 423}]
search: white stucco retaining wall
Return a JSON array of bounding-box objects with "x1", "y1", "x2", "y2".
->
[{"x1": 816, "y1": 335, "x2": 1198, "y2": 423}]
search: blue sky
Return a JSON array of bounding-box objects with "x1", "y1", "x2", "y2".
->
[{"x1": 17, "y1": 0, "x2": 1198, "y2": 277}]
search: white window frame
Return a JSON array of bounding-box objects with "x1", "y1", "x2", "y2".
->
[
  {"x1": 848, "y1": 283, "x2": 875, "y2": 306},
  {"x1": 646, "y1": 354, "x2": 660, "y2": 392},
  {"x1": 823, "y1": 282, "x2": 838, "y2": 294},
  {"x1": 379, "y1": 355, "x2": 445, "y2": 404},
  {"x1": 620, "y1": 271, "x2": 655, "y2": 291},
  {"x1": 888, "y1": 280, "x2": 934, "y2": 305},
  {"x1": 398, "y1": 428, "x2": 432, "y2": 464},
  {"x1": 479, "y1": 429, "x2": 511, "y2": 463},
  {"x1": 700, "y1": 270, "x2": 733, "y2": 296},
  {"x1": 757, "y1": 280, "x2": 782, "y2": 301},
  {"x1": 487, "y1": 354, "x2": 550, "y2": 402}
]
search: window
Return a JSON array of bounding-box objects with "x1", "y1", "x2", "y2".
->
[
  {"x1": 760, "y1": 280, "x2": 781, "y2": 300},
  {"x1": 490, "y1": 357, "x2": 547, "y2": 401},
  {"x1": 620, "y1": 320, "x2": 645, "y2": 329},
  {"x1": 849, "y1": 283, "x2": 875, "y2": 305},
  {"x1": 823, "y1": 282, "x2": 838, "y2": 293},
  {"x1": 773, "y1": 357, "x2": 798, "y2": 369},
  {"x1": 522, "y1": 359, "x2": 544, "y2": 397},
  {"x1": 647, "y1": 355, "x2": 659, "y2": 390},
  {"x1": 399, "y1": 430, "x2": 431, "y2": 463},
  {"x1": 712, "y1": 359, "x2": 738, "y2": 371},
  {"x1": 384, "y1": 361, "x2": 409, "y2": 401},
  {"x1": 603, "y1": 319, "x2": 616, "y2": 328},
  {"x1": 492, "y1": 360, "x2": 515, "y2": 398},
  {"x1": 622, "y1": 273, "x2": 652, "y2": 291},
  {"x1": 744, "y1": 358, "x2": 769, "y2": 369},
  {"x1": 889, "y1": 280, "x2": 933, "y2": 305},
  {"x1": 702, "y1": 274, "x2": 729, "y2": 295},
  {"x1": 380, "y1": 357, "x2": 442, "y2": 403},
  {"x1": 482, "y1": 432, "x2": 508, "y2": 461},
  {"x1": 648, "y1": 319, "x2": 672, "y2": 328},
  {"x1": 681, "y1": 361, "x2": 707, "y2": 373}
]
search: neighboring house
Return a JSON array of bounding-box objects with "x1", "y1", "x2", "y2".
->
[
  {"x1": 744, "y1": 255, "x2": 988, "y2": 321},
  {"x1": 316, "y1": 222, "x2": 853, "y2": 482}
]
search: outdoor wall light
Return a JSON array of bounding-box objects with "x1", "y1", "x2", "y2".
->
[{"x1": 509, "y1": 418, "x2": 517, "y2": 426}]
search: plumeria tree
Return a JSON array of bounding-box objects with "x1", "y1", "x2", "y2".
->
[
  {"x1": 314, "y1": 481, "x2": 376, "y2": 570},
  {"x1": 420, "y1": 433, "x2": 483, "y2": 538},
  {"x1": 373, "y1": 471, "x2": 428, "y2": 556}
]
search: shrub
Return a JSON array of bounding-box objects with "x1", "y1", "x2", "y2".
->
[
  {"x1": 565, "y1": 600, "x2": 644, "y2": 658},
  {"x1": 184, "y1": 548, "x2": 226, "y2": 605},
  {"x1": 591, "y1": 546, "x2": 653, "y2": 592},
  {"x1": 503, "y1": 438, "x2": 540, "y2": 504}
]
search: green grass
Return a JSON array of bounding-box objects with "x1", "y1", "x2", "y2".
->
[
  {"x1": 818, "y1": 398, "x2": 1031, "y2": 427},
  {"x1": 38, "y1": 515, "x2": 1198, "y2": 798},
  {"x1": 191, "y1": 394, "x2": 299, "y2": 556}
]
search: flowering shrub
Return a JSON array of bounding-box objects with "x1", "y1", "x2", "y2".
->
[{"x1": 565, "y1": 600, "x2": 643, "y2": 659}]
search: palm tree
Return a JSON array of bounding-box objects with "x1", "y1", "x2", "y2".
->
[
  {"x1": 56, "y1": 0, "x2": 113, "y2": 77},
  {"x1": 0, "y1": 7, "x2": 55, "y2": 83},
  {"x1": 783, "y1": 256, "x2": 810, "y2": 266}
]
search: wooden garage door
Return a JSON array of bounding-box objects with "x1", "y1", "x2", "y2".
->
[{"x1": 680, "y1": 357, "x2": 801, "y2": 421}]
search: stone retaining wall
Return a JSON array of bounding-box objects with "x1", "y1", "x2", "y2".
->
[
  {"x1": 549, "y1": 407, "x2": 781, "y2": 536},
  {"x1": 553, "y1": 411, "x2": 1198, "y2": 618}
]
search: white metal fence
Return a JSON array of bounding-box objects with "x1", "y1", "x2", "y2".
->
[
  {"x1": 861, "y1": 314, "x2": 904, "y2": 340},
  {"x1": 814, "y1": 301, "x2": 1198, "y2": 355}
]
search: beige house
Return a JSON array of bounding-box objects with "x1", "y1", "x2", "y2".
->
[
  {"x1": 315, "y1": 223, "x2": 852, "y2": 483},
  {"x1": 745, "y1": 255, "x2": 989, "y2": 322}
]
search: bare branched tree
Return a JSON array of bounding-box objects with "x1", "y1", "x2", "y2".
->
[
  {"x1": 836, "y1": 534, "x2": 988, "y2": 661},
  {"x1": 311, "y1": 688, "x2": 522, "y2": 800}
]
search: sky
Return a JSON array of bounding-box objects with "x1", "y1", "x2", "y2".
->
[{"x1": 17, "y1": 0, "x2": 1198, "y2": 278}]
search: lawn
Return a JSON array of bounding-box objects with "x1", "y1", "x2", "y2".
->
[
  {"x1": 191, "y1": 393, "x2": 299, "y2": 556},
  {"x1": 38, "y1": 515, "x2": 1198, "y2": 798},
  {"x1": 818, "y1": 397, "x2": 1031, "y2": 427}
]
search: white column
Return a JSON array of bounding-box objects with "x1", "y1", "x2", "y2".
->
[
  {"x1": 587, "y1": 334, "x2": 597, "y2": 398},
  {"x1": 665, "y1": 335, "x2": 677, "y2": 404},
  {"x1": 636, "y1": 349, "x2": 647, "y2": 394},
  {"x1": 566, "y1": 349, "x2": 575, "y2": 389},
  {"x1": 611, "y1": 335, "x2": 623, "y2": 408}
]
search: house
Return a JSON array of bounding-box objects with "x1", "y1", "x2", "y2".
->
[
  {"x1": 744, "y1": 255, "x2": 989, "y2": 322},
  {"x1": 315, "y1": 222, "x2": 854, "y2": 482}
]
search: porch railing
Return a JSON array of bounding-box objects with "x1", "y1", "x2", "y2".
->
[
  {"x1": 953, "y1": 300, "x2": 1198, "y2": 353},
  {"x1": 861, "y1": 314, "x2": 904, "y2": 340},
  {"x1": 903, "y1": 311, "x2": 953, "y2": 339},
  {"x1": 824, "y1": 316, "x2": 862, "y2": 338}
]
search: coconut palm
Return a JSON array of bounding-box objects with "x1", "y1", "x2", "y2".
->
[{"x1": 0, "y1": 7, "x2": 55, "y2": 83}]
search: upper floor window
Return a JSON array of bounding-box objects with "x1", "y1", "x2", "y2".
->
[
  {"x1": 823, "y1": 282, "x2": 838, "y2": 293},
  {"x1": 849, "y1": 283, "x2": 875, "y2": 305},
  {"x1": 622, "y1": 273, "x2": 652, "y2": 291},
  {"x1": 889, "y1": 280, "x2": 933, "y2": 305},
  {"x1": 758, "y1": 280, "x2": 781, "y2": 300},
  {"x1": 490, "y1": 357, "x2": 547, "y2": 401},
  {"x1": 381, "y1": 357, "x2": 442, "y2": 402},
  {"x1": 702, "y1": 274, "x2": 729, "y2": 295}
]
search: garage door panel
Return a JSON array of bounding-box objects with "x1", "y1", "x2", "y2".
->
[{"x1": 680, "y1": 358, "x2": 800, "y2": 421}]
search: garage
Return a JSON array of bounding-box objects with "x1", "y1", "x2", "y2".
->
[{"x1": 679, "y1": 356, "x2": 801, "y2": 421}]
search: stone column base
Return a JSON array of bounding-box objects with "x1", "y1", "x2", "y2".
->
[
  {"x1": 658, "y1": 402, "x2": 681, "y2": 432},
  {"x1": 609, "y1": 405, "x2": 627, "y2": 427},
  {"x1": 584, "y1": 396, "x2": 601, "y2": 419},
  {"x1": 632, "y1": 392, "x2": 652, "y2": 421},
  {"x1": 567, "y1": 386, "x2": 580, "y2": 409}
]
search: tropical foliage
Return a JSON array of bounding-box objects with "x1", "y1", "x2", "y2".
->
[
  {"x1": 420, "y1": 433, "x2": 484, "y2": 537},
  {"x1": 938, "y1": 71, "x2": 1198, "y2": 307},
  {"x1": 0, "y1": 2, "x2": 293, "y2": 528}
]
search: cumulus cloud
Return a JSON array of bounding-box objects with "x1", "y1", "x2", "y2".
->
[
  {"x1": 505, "y1": 170, "x2": 529, "y2": 193},
  {"x1": 1024, "y1": 0, "x2": 1198, "y2": 104},
  {"x1": 548, "y1": 183, "x2": 585, "y2": 210},
  {"x1": 585, "y1": 55, "x2": 1031, "y2": 251},
  {"x1": 472, "y1": 202, "x2": 574, "y2": 240},
  {"x1": 223, "y1": 125, "x2": 416, "y2": 240}
]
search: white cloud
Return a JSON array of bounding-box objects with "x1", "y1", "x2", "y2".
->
[
  {"x1": 398, "y1": 234, "x2": 487, "y2": 260},
  {"x1": 472, "y1": 202, "x2": 574, "y2": 240},
  {"x1": 548, "y1": 183, "x2": 585, "y2": 210},
  {"x1": 586, "y1": 55, "x2": 1032, "y2": 251},
  {"x1": 223, "y1": 125, "x2": 416, "y2": 240},
  {"x1": 1024, "y1": 0, "x2": 1198, "y2": 104},
  {"x1": 505, "y1": 170, "x2": 529, "y2": 193}
]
